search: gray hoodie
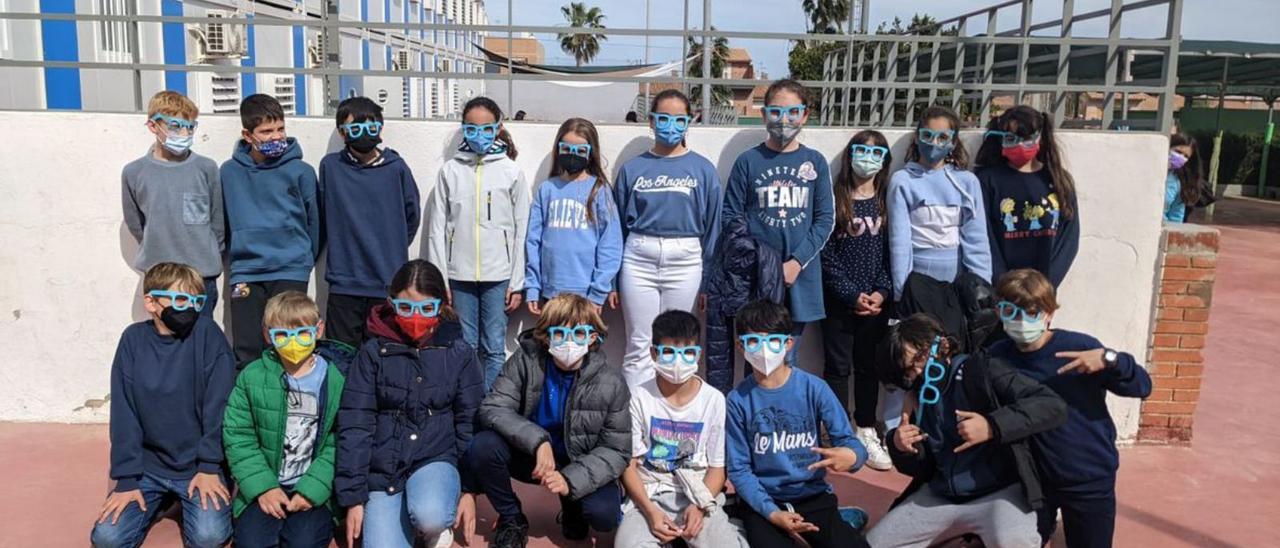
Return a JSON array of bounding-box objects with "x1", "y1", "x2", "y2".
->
[
  {"x1": 426, "y1": 149, "x2": 531, "y2": 289},
  {"x1": 121, "y1": 146, "x2": 224, "y2": 277}
]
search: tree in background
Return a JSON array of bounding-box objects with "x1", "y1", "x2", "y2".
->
[
  {"x1": 802, "y1": 0, "x2": 851, "y2": 34},
  {"x1": 789, "y1": 0, "x2": 851, "y2": 80},
  {"x1": 558, "y1": 2, "x2": 607, "y2": 67},
  {"x1": 687, "y1": 28, "x2": 732, "y2": 106}
]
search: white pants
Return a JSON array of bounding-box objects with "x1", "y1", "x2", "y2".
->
[{"x1": 619, "y1": 234, "x2": 703, "y2": 387}]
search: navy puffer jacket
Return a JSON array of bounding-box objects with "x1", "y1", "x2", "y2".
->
[
  {"x1": 334, "y1": 304, "x2": 484, "y2": 507},
  {"x1": 704, "y1": 217, "x2": 785, "y2": 393}
]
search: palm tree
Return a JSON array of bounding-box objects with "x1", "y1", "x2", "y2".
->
[
  {"x1": 802, "y1": 0, "x2": 851, "y2": 34},
  {"x1": 686, "y1": 29, "x2": 731, "y2": 106},
  {"x1": 558, "y1": 2, "x2": 607, "y2": 67}
]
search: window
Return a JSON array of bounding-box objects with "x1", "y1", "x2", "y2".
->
[
  {"x1": 0, "y1": 0, "x2": 12, "y2": 57},
  {"x1": 96, "y1": 0, "x2": 133, "y2": 58}
]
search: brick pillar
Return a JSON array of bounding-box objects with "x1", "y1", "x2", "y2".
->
[{"x1": 1138, "y1": 224, "x2": 1220, "y2": 445}]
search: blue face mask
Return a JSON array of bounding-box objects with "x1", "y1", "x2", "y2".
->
[
  {"x1": 256, "y1": 138, "x2": 289, "y2": 158},
  {"x1": 917, "y1": 140, "x2": 953, "y2": 165},
  {"x1": 163, "y1": 134, "x2": 193, "y2": 155}
]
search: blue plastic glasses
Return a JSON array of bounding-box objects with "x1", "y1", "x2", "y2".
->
[
  {"x1": 270, "y1": 326, "x2": 318, "y2": 348},
  {"x1": 915, "y1": 336, "x2": 947, "y2": 425},
  {"x1": 151, "y1": 114, "x2": 198, "y2": 135},
  {"x1": 762, "y1": 105, "x2": 806, "y2": 122},
  {"x1": 557, "y1": 142, "x2": 592, "y2": 158},
  {"x1": 147, "y1": 290, "x2": 206, "y2": 312},
  {"x1": 850, "y1": 144, "x2": 889, "y2": 160},
  {"x1": 389, "y1": 298, "x2": 441, "y2": 318},
  {"x1": 996, "y1": 300, "x2": 1045, "y2": 322},
  {"x1": 985, "y1": 130, "x2": 1040, "y2": 149},
  {"x1": 917, "y1": 128, "x2": 955, "y2": 146},
  {"x1": 654, "y1": 344, "x2": 701, "y2": 365},
  {"x1": 341, "y1": 120, "x2": 383, "y2": 139},
  {"x1": 650, "y1": 113, "x2": 691, "y2": 131},
  {"x1": 739, "y1": 334, "x2": 789, "y2": 354},
  {"x1": 462, "y1": 122, "x2": 499, "y2": 139},
  {"x1": 548, "y1": 325, "x2": 595, "y2": 346}
]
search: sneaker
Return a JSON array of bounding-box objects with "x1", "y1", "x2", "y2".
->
[
  {"x1": 428, "y1": 528, "x2": 454, "y2": 548},
  {"x1": 857, "y1": 426, "x2": 893, "y2": 471},
  {"x1": 491, "y1": 514, "x2": 529, "y2": 548},
  {"x1": 557, "y1": 509, "x2": 589, "y2": 541}
]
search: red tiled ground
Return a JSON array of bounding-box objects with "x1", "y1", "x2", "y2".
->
[{"x1": 2, "y1": 197, "x2": 1277, "y2": 547}]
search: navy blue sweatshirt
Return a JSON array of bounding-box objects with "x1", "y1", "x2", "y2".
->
[
  {"x1": 318, "y1": 148, "x2": 421, "y2": 297},
  {"x1": 977, "y1": 164, "x2": 1079, "y2": 287},
  {"x1": 220, "y1": 138, "x2": 321, "y2": 284},
  {"x1": 919, "y1": 356, "x2": 1019, "y2": 500},
  {"x1": 108, "y1": 318, "x2": 236, "y2": 491},
  {"x1": 821, "y1": 196, "x2": 891, "y2": 308},
  {"x1": 989, "y1": 330, "x2": 1152, "y2": 488}
]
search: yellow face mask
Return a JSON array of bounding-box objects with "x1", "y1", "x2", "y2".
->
[{"x1": 269, "y1": 326, "x2": 318, "y2": 364}]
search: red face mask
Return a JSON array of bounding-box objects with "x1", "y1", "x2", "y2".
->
[
  {"x1": 395, "y1": 314, "x2": 439, "y2": 342},
  {"x1": 1001, "y1": 143, "x2": 1040, "y2": 168}
]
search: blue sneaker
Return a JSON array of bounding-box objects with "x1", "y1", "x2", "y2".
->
[{"x1": 839, "y1": 506, "x2": 869, "y2": 532}]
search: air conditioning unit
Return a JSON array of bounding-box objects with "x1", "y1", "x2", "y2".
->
[
  {"x1": 308, "y1": 36, "x2": 325, "y2": 68},
  {"x1": 189, "y1": 10, "x2": 247, "y2": 60},
  {"x1": 395, "y1": 50, "x2": 411, "y2": 71}
]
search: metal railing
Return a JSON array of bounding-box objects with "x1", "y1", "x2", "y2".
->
[{"x1": 0, "y1": 0, "x2": 1181, "y2": 130}]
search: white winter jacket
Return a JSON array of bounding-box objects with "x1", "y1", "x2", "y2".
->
[{"x1": 426, "y1": 149, "x2": 532, "y2": 289}]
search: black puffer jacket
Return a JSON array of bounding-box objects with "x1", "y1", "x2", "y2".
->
[
  {"x1": 477, "y1": 330, "x2": 631, "y2": 500},
  {"x1": 704, "y1": 217, "x2": 785, "y2": 393}
]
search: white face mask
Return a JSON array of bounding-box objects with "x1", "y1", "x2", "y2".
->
[
  {"x1": 1003, "y1": 318, "x2": 1047, "y2": 345},
  {"x1": 745, "y1": 346, "x2": 787, "y2": 376},
  {"x1": 654, "y1": 358, "x2": 697, "y2": 385},
  {"x1": 549, "y1": 340, "x2": 590, "y2": 371}
]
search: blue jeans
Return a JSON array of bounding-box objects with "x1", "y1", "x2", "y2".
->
[
  {"x1": 202, "y1": 277, "x2": 219, "y2": 319},
  {"x1": 451, "y1": 280, "x2": 510, "y2": 391},
  {"x1": 362, "y1": 461, "x2": 460, "y2": 548},
  {"x1": 90, "y1": 472, "x2": 232, "y2": 548},
  {"x1": 233, "y1": 487, "x2": 333, "y2": 548}
]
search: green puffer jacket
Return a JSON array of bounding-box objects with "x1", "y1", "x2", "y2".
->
[{"x1": 223, "y1": 340, "x2": 352, "y2": 517}]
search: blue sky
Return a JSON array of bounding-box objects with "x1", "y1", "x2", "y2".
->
[{"x1": 485, "y1": 0, "x2": 1280, "y2": 78}]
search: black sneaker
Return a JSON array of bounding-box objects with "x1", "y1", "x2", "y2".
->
[
  {"x1": 491, "y1": 514, "x2": 529, "y2": 548},
  {"x1": 557, "y1": 509, "x2": 589, "y2": 541}
]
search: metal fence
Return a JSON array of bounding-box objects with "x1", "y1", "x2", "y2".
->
[{"x1": 0, "y1": 0, "x2": 1181, "y2": 131}]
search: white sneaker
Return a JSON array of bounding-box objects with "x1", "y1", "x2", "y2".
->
[
  {"x1": 857, "y1": 427, "x2": 893, "y2": 471},
  {"x1": 428, "y1": 528, "x2": 454, "y2": 548}
]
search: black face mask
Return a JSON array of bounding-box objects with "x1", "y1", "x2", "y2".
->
[
  {"x1": 346, "y1": 135, "x2": 381, "y2": 154},
  {"x1": 160, "y1": 307, "x2": 199, "y2": 339},
  {"x1": 557, "y1": 153, "x2": 590, "y2": 176}
]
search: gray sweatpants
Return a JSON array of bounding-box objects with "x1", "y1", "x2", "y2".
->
[
  {"x1": 615, "y1": 491, "x2": 747, "y2": 548},
  {"x1": 866, "y1": 483, "x2": 1040, "y2": 548}
]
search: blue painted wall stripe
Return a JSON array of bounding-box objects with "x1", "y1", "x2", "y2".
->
[
  {"x1": 242, "y1": 14, "x2": 257, "y2": 97},
  {"x1": 361, "y1": 0, "x2": 370, "y2": 71},
  {"x1": 39, "y1": 0, "x2": 81, "y2": 109},
  {"x1": 293, "y1": 25, "x2": 306, "y2": 115},
  {"x1": 160, "y1": 0, "x2": 186, "y2": 95}
]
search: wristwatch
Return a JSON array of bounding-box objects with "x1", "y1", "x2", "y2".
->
[{"x1": 1103, "y1": 349, "x2": 1119, "y2": 369}]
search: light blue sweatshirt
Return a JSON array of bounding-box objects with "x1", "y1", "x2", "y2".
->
[
  {"x1": 887, "y1": 162, "x2": 993, "y2": 298},
  {"x1": 524, "y1": 176, "x2": 623, "y2": 304},
  {"x1": 1164, "y1": 172, "x2": 1186, "y2": 222},
  {"x1": 726, "y1": 368, "x2": 867, "y2": 517},
  {"x1": 614, "y1": 150, "x2": 723, "y2": 266}
]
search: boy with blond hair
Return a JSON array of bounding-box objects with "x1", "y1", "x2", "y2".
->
[
  {"x1": 122, "y1": 91, "x2": 225, "y2": 317},
  {"x1": 223, "y1": 291, "x2": 351, "y2": 546},
  {"x1": 91, "y1": 262, "x2": 236, "y2": 548}
]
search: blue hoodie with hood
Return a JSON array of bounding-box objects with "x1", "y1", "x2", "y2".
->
[
  {"x1": 318, "y1": 148, "x2": 422, "y2": 298},
  {"x1": 220, "y1": 137, "x2": 320, "y2": 284}
]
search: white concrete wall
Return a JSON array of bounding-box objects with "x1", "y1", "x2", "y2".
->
[{"x1": 0, "y1": 111, "x2": 1167, "y2": 441}]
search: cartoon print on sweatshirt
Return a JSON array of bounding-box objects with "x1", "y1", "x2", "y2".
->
[
  {"x1": 645, "y1": 417, "x2": 704, "y2": 472},
  {"x1": 752, "y1": 161, "x2": 818, "y2": 228},
  {"x1": 1023, "y1": 202, "x2": 1045, "y2": 231},
  {"x1": 1046, "y1": 193, "x2": 1061, "y2": 230},
  {"x1": 1000, "y1": 198, "x2": 1018, "y2": 232}
]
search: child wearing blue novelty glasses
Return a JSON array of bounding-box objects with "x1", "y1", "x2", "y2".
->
[
  {"x1": 975, "y1": 105, "x2": 1080, "y2": 288},
  {"x1": 524, "y1": 118, "x2": 623, "y2": 316},
  {"x1": 124, "y1": 91, "x2": 224, "y2": 319},
  {"x1": 614, "y1": 89, "x2": 723, "y2": 387},
  {"x1": 464, "y1": 293, "x2": 630, "y2": 547},
  {"x1": 223, "y1": 291, "x2": 351, "y2": 547},
  {"x1": 988, "y1": 269, "x2": 1151, "y2": 548},
  {"x1": 319, "y1": 96, "x2": 421, "y2": 349},
  {"x1": 221, "y1": 93, "x2": 321, "y2": 367},
  {"x1": 91, "y1": 263, "x2": 235, "y2": 548},
  {"x1": 867, "y1": 313, "x2": 1066, "y2": 548},
  {"x1": 618, "y1": 310, "x2": 747, "y2": 548},
  {"x1": 427, "y1": 96, "x2": 530, "y2": 393},
  {"x1": 722, "y1": 79, "x2": 835, "y2": 371},
  {"x1": 725, "y1": 300, "x2": 870, "y2": 548},
  {"x1": 335, "y1": 259, "x2": 484, "y2": 548}
]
